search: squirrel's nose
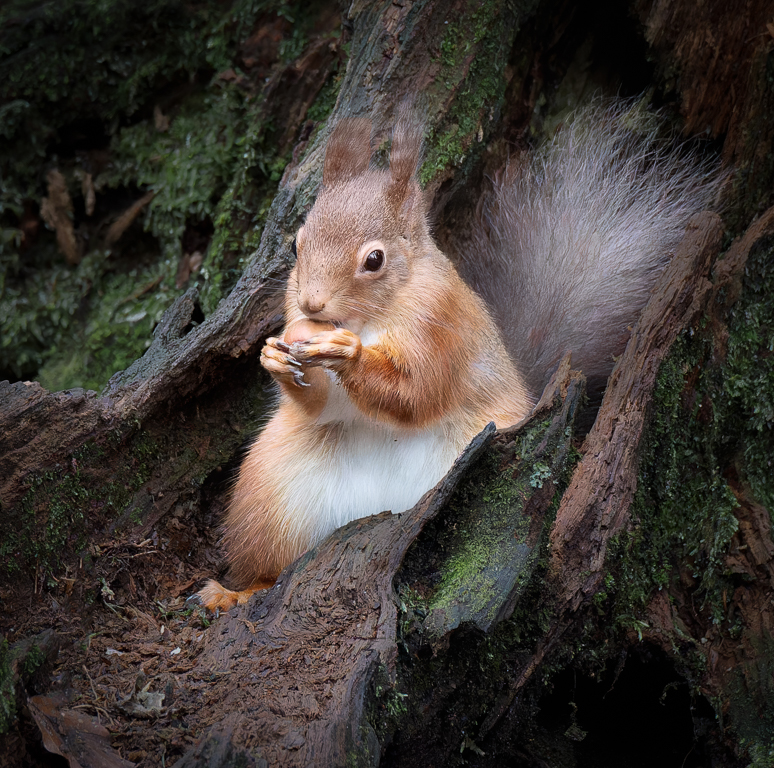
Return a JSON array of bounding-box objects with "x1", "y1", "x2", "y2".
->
[{"x1": 300, "y1": 294, "x2": 326, "y2": 315}]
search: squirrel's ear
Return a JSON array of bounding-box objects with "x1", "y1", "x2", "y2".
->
[
  {"x1": 387, "y1": 117, "x2": 424, "y2": 226},
  {"x1": 388, "y1": 117, "x2": 423, "y2": 192},
  {"x1": 323, "y1": 119, "x2": 372, "y2": 186}
]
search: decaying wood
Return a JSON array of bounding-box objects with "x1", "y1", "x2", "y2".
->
[
  {"x1": 637, "y1": 0, "x2": 772, "y2": 141},
  {"x1": 28, "y1": 695, "x2": 134, "y2": 768},
  {"x1": 549, "y1": 211, "x2": 725, "y2": 610},
  {"x1": 636, "y1": 0, "x2": 774, "y2": 227},
  {"x1": 638, "y1": 204, "x2": 774, "y2": 736},
  {"x1": 172, "y1": 356, "x2": 583, "y2": 767},
  {"x1": 173, "y1": 428, "x2": 498, "y2": 767}
]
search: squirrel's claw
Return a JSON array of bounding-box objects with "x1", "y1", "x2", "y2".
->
[
  {"x1": 261, "y1": 337, "x2": 306, "y2": 381},
  {"x1": 290, "y1": 328, "x2": 362, "y2": 367},
  {"x1": 293, "y1": 370, "x2": 311, "y2": 387}
]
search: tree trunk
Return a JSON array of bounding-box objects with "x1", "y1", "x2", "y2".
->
[{"x1": 1, "y1": 0, "x2": 773, "y2": 766}]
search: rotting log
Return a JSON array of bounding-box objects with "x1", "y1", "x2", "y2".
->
[{"x1": 172, "y1": 355, "x2": 584, "y2": 768}]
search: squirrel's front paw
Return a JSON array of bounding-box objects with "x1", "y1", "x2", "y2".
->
[
  {"x1": 289, "y1": 328, "x2": 362, "y2": 370},
  {"x1": 261, "y1": 337, "x2": 310, "y2": 387}
]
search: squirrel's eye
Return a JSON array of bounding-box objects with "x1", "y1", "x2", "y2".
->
[
  {"x1": 364, "y1": 249, "x2": 384, "y2": 272},
  {"x1": 290, "y1": 237, "x2": 297, "y2": 257}
]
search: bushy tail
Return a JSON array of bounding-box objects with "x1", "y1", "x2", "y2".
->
[{"x1": 461, "y1": 101, "x2": 721, "y2": 399}]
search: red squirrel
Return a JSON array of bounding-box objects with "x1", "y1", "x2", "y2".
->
[{"x1": 199, "y1": 104, "x2": 718, "y2": 611}]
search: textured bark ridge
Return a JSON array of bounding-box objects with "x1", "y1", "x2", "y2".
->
[{"x1": 549, "y1": 212, "x2": 725, "y2": 610}]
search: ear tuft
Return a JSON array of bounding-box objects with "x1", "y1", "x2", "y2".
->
[
  {"x1": 389, "y1": 115, "x2": 423, "y2": 191},
  {"x1": 323, "y1": 118, "x2": 372, "y2": 186}
]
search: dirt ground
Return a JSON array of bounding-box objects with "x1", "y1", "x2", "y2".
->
[{"x1": 1, "y1": 482, "x2": 233, "y2": 767}]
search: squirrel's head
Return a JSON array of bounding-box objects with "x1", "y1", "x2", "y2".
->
[{"x1": 290, "y1": 117, "x2": 428, "y2": 331}]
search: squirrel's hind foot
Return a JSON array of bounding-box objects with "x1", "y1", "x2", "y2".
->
[{"x1": 195, "y1": 578, "x2": 275, "y2": 612}]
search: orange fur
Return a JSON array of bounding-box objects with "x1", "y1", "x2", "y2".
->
[
  {"x1": 197, "y1": 578, "x2": 276, "y2": 612},
  {"x1": 199, "y1": 119, "x2": 531, "y2": 610},
  {"x1": 223, "y1": 408, "x2": 333, "y2": 587}
]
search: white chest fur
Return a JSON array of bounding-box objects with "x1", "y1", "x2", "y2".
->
[
  {"x1": 278, "y1": 322, "x2": 462, "y2": 546},
  {"x1": 316, "y1": 321, "x2": 387, "y2": 426},
  {"x1": 279, "y1": 416, "x2": 460, "y2": 547}
]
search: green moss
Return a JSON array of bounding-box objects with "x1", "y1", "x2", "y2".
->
[
  {"x1": 11, "y1": 473, "x2": 88, "y2": 579},
  {"x1": 0, "y1": 431, "x2": 160, "y2": 580},
  {"x1": 105, "y1": 85, "x2": 249, "y2": 256},
  {"x1": 428, "y1": 452, "x2": 534, "y2": 620},
  {"x1": 27, "y1": 249, "x2": 172, "y2": 391},
  {"x1": 420, "y1": 416, "x2": 563, "y2": 624},
  {"x1": 199, "y1": 117, "x2": 293, "y2": 315},
  {"x1": 20, "y1": 643, "x2": 44, "y2": 680},
  {"x1": 306, "y1": 63, "x2": 343, "y2": 124},
  {"x1": 1, "y1": 238, "x2": 93, "y2": 381},
  {"x1": 3, "y1": 78, "x2": 252, "y2": 389},
  {"x1": 744, "y1": 739, "x2": 774, "y2": 768},
  {"x1": 722, "y1": 235, "x2": 774, "y2": 510},
  {"x1": 585, "y1": 233, "x2": 774, "y2": 759},
  {"x1": 0, "y1": 0, "x2": 315, "y2": 389},
  {"x1": 0, "y1": 632, "x2": 54, "y2": 735},
  {"x1": 370, "y1": 579, "x2": 559, "y2": 762},
  {"x1": 606, "y1": 234, "x2": 774, "y2": 633},
  {"x1": 419, "y1": 0, "x2": 523, "y2": 186},
  {"x1": 0, "y1": 0, "x2": 248, "y2": 213},
  {"x1": 200, "y1": 45, "x2": 342, "y2": 314},
  {"x1": 725, "y1": 634, "x2": 774, "y2": 763},
  {"x1": 603, "y1": 336, "x2": 736, "y2": 640},
  {"x1": 369, "y1": 384, "x2": 581, "y2": 760}
]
